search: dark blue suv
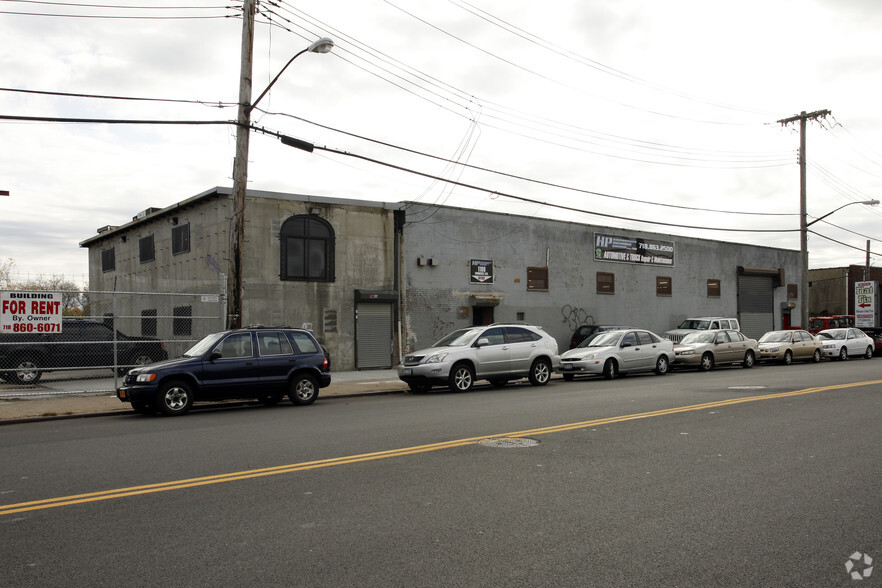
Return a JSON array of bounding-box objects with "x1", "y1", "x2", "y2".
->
[{"x1": 117, "y1": 327, "x2": 331, "y2": 416}]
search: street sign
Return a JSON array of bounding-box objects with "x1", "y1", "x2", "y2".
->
[{"x1": 854, "y1": 281, "x2": 877, "y2": 327}]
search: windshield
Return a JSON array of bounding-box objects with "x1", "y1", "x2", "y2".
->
[
  {"x1": 680, "y1": 331, "x2": 715, "y2": 344},
  {"x1": 183, "y1": 332, "x2": 225, "y2": 357},
  {"x1": 433, "y1": 329, "x2": 481, "y2": 347},
  {"x1": 677, "y1": 319, "x2": 710, "y2": 330},
  {"x1": 587, "y1": 331, "x2": 623, "y2": 347},
  {"x1": 818, "y1": 330, "x2": 845, "y2": 341},
  {"x1": 759, "y1": 331, "x2": 791, "y2": 343}
]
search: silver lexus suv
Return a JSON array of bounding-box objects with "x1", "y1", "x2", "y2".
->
[{"x1": 398, "y1": 324, "x2": 560, "y2": 393}]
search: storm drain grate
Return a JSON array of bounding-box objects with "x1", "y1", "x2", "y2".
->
[{"x1": 477, "y1": 437, "x2": 540, "y2": 449}]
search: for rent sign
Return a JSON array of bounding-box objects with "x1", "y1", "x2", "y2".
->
[{"x1": 0, "y1": 291, "x2": 63, "y2": 333}]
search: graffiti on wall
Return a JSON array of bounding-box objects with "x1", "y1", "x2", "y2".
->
[{"x1": 560, "y1": 305, "x2": 593, "y2": 330}]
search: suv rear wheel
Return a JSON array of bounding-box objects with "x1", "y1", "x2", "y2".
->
[
  {"x1": 448, "y1": 362, "x2": 474, "y2": 392},
  {"x1": 290, "y1": 374, "x2": 319, "y2": 405},
  {"x1": 528, "y1": 358, "x2": 551, "y2": 386}
]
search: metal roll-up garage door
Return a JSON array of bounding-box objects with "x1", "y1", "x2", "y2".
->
[
  {"x1": 738, "y1": 275, "x2": 774, "y2": 339},
  {"x1": 355, "y1": 289, "x2": 397, "y2": 369},
  {"x1": 356, "y1": 303, "x2": 393, "y2": 368}
]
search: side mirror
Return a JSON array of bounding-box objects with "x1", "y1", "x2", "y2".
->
[
  {"x1": 476, "y1": 337, "x2": 490, "y2": 347},
  {"x1": 209, "y1": 350, "x2": 222, "y2": 361},
  {"x1": 620, "y1": 342, "x2": 632, "y2": 348}
]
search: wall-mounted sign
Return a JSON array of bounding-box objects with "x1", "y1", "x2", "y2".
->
[
  {"x1": 470, "y1": 260, "x2": 494, "y2": 284},
  {"x1": 594, "y1": 233, "x2": 675, "y2": 266},
  {"x1": 854, "y1": 281, "x2": 876, "y2": 327},
  {"x1": 0, "y1": 291, "x2": 63, "y2": 333}
]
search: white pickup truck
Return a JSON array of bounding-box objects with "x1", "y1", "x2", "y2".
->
[{"x1": 664, "y1": 317, "x2": 741, "y2": 343}]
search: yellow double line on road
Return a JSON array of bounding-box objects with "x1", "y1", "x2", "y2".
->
[{"x1": 2, "y1": 380, "x2": 879, "y2": 517}]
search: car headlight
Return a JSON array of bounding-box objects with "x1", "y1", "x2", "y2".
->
[
  {"x1": 677, "y1": 349, "x2": 694, "y2": 356},
  {"x1": 135, "y1": 373, "x2": 157, "y2": 383},
  {"x1": 426, "y1": 353, "x2": 448, "y2": 364},
  {"x1": 766, "y1": 346, "x2": 779, "y2": 353}
]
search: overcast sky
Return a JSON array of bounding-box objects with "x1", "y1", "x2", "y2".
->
[{"x1": 2, "y1": 0, "x2": 881, "y2": 286}]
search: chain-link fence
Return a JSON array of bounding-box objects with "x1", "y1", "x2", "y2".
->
[{"x1": 0, "y1": 287, "x2": 225, "y2": 395}]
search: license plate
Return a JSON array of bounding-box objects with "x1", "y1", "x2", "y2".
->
[
  {"x1": 562, "y1": 364, "x2": 573, "y2": 370},
  {"x1": 402, "y1": 368, "x2": 412, "y2": 375}
]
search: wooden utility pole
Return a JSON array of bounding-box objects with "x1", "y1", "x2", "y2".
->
[
  {"x1": 228, "y1": 0, "x2": 256, "y2": 329},
  {"x1": 777, "y1": 109, "x2": 831, "y2": 329}
]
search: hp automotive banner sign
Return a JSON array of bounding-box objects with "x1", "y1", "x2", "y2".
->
[{"x1": 594, "y1": 233, "x2": 675, "y2": 266}]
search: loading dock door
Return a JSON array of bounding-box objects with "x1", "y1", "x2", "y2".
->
[{"x1": 738, "y1": 275, "x2": 774, "y2": 339}]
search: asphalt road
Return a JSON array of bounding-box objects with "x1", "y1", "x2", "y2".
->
[{"x1": 1, "y1": 359, "x2": 879, "y2": 586}]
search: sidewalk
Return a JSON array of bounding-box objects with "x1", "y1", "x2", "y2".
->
[{"x1": 0, "y1": 369, "x2": 409, "y2": 423}]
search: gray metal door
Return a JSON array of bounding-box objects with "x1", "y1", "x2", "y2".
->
[
  {"x1": 355, "y1": 303, "x2": 393, "y2": 369},
  {"x1": 738, "y1": 275, "x2": 774, "y2": 339}
]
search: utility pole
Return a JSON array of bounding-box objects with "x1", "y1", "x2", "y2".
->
[
  {"x1": 777, "y1": 109, "x2": 831, "y2": 329},
  {"x1": 228, "y1": 0, "x2": 256, "y2": 329}
]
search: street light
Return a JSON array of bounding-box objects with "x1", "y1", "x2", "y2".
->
[
  {"x1": 800, "y1": 199, "x2": 879, "y2": 329},
  {"x1": 227, "y1": 36, "x2": 334, "y2": 329}
]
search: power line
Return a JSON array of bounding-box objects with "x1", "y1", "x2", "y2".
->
[
  {"x1": 255, "y1": 6, "x2": 793, "y2": 168},
  {"x1": 0, "y1": 87, "x2": 236, "y2": 108},
  {"x1": 255, "y1": 109, "x2": 798, "y2": 217},
  {"x1": 256, "y1": 125, "x2": 802, "y2": 234}
]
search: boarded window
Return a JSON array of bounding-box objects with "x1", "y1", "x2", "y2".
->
[
  {"x1": 597, "y1": 272, "x2": 615, "y2": 294},
  {"x1": 707, "y1": 279, "x2": 721, "y2": 297},
  {"x1": 527, "y1": 267, "x2": 548, "y2": 290},
  {"x1": 656, "y1": 276, "x2": 672, "y2": 296},
  {"x1": 787, "y1": 283, "x2": 798, "y2": 299}
]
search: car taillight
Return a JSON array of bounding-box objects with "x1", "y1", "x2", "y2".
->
[{"x1": 323, "y1": 357, "x2": 328, "y2": 370}]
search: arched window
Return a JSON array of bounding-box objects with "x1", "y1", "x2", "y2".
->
[{"x1": 280, "y1": 215, "x2": 335, "y2": 281}]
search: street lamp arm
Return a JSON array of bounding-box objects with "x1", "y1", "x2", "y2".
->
[
  {"x1": 806, "y1": 199, "x2": 879, "y2": 227},
  {"x1": 248, "y1": 37, "x2": 334, "y2": 113}
]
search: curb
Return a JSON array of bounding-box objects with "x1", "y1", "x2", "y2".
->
[{"x1": 0, "y1": 387, "x2": 409, "y2": 426}]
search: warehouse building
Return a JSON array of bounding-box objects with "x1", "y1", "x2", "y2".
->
[{"x1": 81, "y1": 187, "x2": 803, "y2": 370}]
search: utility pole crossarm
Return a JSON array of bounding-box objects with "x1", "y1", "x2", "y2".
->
[{"x1": 777, "y1": 109, "x2": 831, "y2": 126}]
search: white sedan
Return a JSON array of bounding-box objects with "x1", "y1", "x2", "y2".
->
[{"x1": 816, "y1": 328, "x2": 875, "y2": 361}]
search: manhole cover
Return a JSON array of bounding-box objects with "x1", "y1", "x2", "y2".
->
[{"x1": 477, "y1": 437, "x2": 540, "y2": 448}]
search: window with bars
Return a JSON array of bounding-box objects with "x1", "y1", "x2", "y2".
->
[{"x1": 172, "y1": 224, "x2": 190, "y2": 255}]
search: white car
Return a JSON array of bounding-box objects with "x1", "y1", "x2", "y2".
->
[
  {"x1": 556, "y1": 329, "x2": 673, "y2": 380},
  {"x1": 816, "y1": 328, "x2": 874, "y2": 361},
  {"x1": 398, "y1": 323, "x2": 560, "y2": 393}
]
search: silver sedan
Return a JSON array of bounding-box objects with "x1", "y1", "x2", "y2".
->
[{"x1": 556, "y1": 329, "x2": 673, "y2": 380}]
